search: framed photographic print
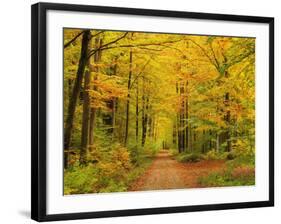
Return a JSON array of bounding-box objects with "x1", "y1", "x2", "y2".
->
[{"x1": 31, "y1": 2, "x2": 274, "y2": 222}]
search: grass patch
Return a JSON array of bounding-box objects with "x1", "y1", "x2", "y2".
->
[
  {"x1": 198, "y1": 153, "x2": 255, "y2": 187},
  {"x1": 198, "y1": 167, "x2": 255, "y2": 187}
]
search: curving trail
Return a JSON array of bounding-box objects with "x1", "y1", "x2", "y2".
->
[{"x1": 129, "y1": 150, "x2": 225, "y2": 191}]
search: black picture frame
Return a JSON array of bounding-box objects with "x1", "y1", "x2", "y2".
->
[{"x1": 31, "y1": 2, "x2": 274, "y2": 222}]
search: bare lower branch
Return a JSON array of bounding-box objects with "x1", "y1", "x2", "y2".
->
[{"x1": 64, "y1": 30, "x2": 85, "y2": 49}]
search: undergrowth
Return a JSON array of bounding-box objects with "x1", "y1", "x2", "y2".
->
[
  {"x1": 64, "y1": 143, "x2": 156, "y2": 195},
  {"x1": 172, "y1": 140, "x2": 255, "y2": 188}
]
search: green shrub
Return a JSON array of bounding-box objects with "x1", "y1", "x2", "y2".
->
[
  {"x1": 99, "y1": 180, "x2": 127, "y2": 193},
  {"x1": 127, "y1": 139, "x2": 159, "y2": 166},
  {"x1": 227, "y1": 154, "x2": 255, "y2": 168},
  {"x1": 64, "y1": 164, "x2": 98, "y2": 194},
  {"x1": 203, "y1": 150, "x2": 220, "y2": 160},
  {"x1": 169, "y1": 148, "x2": 179, "y2": 157},
  {"x1": 64, "y1": 143, "x2": 156, "y2": 194},
  {"x1": 128, "y1": 144, "x2": 146, "y2": 166},
  {"x1": 96, "y1": 144, "x2": 132, "y2": 184},
  {"x1": 64, "y1": 144, "x2": 132, "y2": 194},
  {"x1": 226, "y1": 152, "x2": 236, "y2": 160},
  {"x1": 202, "y1": 149, "x2": 235, "y2": 161},
  {"x1": 177, "y1": 153, "x2": 203, "y2": 163},
  {"x1": 143, "y1": 140, "x2": 160, "y2": 158}
]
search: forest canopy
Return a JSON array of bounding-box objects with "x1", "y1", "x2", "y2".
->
[{"x1": 63, "y1": 29, "x2": 255, "y2": 194}]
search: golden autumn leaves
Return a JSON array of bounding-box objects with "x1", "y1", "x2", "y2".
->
[{"x1": 63, "y1": 29, "x2": 255, "y2": 193}]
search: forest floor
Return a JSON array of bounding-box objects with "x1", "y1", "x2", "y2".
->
[{"x1": 129, "y1": 150, "x2": 226, "y2": 191}]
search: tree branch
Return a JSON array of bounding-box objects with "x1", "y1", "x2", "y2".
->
[
  {"x1": 186, "y1": 38, "x2": 219, "y2": 70},
  {"x1": 88, "y1": 32, "x2": 129, "y2": 59},
  {"x1": 226, "y1": 49, "x2": 255, "y2": 69},
  {"x1": 209, "y1": 41, "x2": 220, "y2": 69},
  {"x1": 88, "y1": 38, "x2": 184, "y2": 59},
  {"x1": 64, "y1": 30, "x2": 85, "y2": 49},
  {"x1": 137, "y1": 46, "x2": 163, "y2": 51},
  {"x1": 129, "y1": 58, "x2": 152, "y2": 89},
  {"x1": 90, "y1": 31, "x2": 105, "y2": 40}
]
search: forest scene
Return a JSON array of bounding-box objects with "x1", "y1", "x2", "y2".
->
[{"x1": 63, "y1": 28, "x2": 255, "y2": 195}]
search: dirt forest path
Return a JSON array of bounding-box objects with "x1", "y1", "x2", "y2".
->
[{"x1": 129, "y1": 150, "x2": 226, "y2": 191}]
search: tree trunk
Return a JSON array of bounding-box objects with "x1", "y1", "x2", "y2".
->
[
  {"x1": 142, "y1": 95, "x2": 149, "y2": 146},
  {"x1": 176, "y1": 82, "x2": 181, "y2": 153},
  {"x1": 216, "y1": 133, "x2": 220, "y2": 152},
  {"x1": 112, "y1": 98, "x2": 117, "y2": 140},
  {"x1": 209, "y1": 130, "x2": 212, "y2": 151},
  {"x1": 88, "y1": 109, "x2": 96, "y2": 146},
  {"x1": 141, "y1": 76, "x2": 148, "y2": 147},
  {"x1": 153, "y1": 117, "x2": 157, "y2": 141},
  {"x1": 111, "y1": 58, "x2": 118, "y2": 140},
  {"x1": 173, "y1": 123, "x2": 177, "y2": 144},
  {"x1": 180, "y1": 82, "x2": 184, "y2": 153},
  {"x1": 148, "y1": 105, "x2": 153, "y2": 137},
  {"x1": 177, "y1": 116, "x2": 181, "y2": 153},
  {"x1": 185, "y1": 81, "x2": 189, "y2": 152},
  {"x1": 218, "y1": 67, "x2": 231, "y2": 152},
  {"x1": 189, "y1": 126, "x2": 193, "y2": 152},
  {"x1": 136, "y1": 77, "x2": 139, "y2": 144},
  {"x1": 202, "y1": 130, "x2": 206, "y2": 153},
  {"x1": 68, "y1": 79, "x2": 73, "y2": 105},
  {"x1": 89, "y1": 38, "x2": 103, "y2": 146},
  {"x1": 64, "y1": 30, "x2": 91, "y2": 169},
  {"x1": 80, "y1": 70, "x2": 91, "y2": 165},
  {"x1": 225, "y1": 90, "x2": 231, "y2": 152},
  {"x1": 151, "y1": 115, "x2": 155, "y2": 138},
  {"x1": 124, "y1": 48, "x2": 133, "y2": 145}
]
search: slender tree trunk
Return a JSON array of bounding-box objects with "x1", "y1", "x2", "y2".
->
[
  {"x1": 173, "y1": 123, "x2": 176, "y2": 144},
  {"x1": 202, "y1": 130, "x2": 206, "y2": 153},
  {"x1": 189, "y1": 126, "x2": 193, "y2": 152},
  {"x1": 141, "y1": 76, "x2": 148, "y2": 147},
  {"x1": 142, "y1": 76, "x2": 145, "y2": 146},
  {"x1": 88, "y1": 109, "x2": 96, "y2": 145},
  {"x1": 142, "y1": 96, "x2": 149, "y2": 146},
  {"x1": 89, "y1": 38, "x2": 103, "y2": 146},
  {"x1": 153, "y1": 117, "x2": 156, "y2": 141},
  {"x1": 80, "y1": 70, "x2": 91, "y2": 165},
  {"x1": 112, "y1": 98, "x2": 118, "y2": 141},
  {"x1": 176, "y1": 82, "x2": 181, "y2": 153},
  {"x1": 136, "y1": 77, "x2": 139, "y2": 144},
  {"x1": 152, "y1": 116, "x2": 155, "y2": 139},
  {"x1": 180, "y1": 82, "x2": 184, "y2": 153},
  {"x1": 150, "y1": 115, "x2": 154, "y2": 138},
  {"x1": 148, "y1": 104, "x2": 153, "y2": 137},
  {"x1": 225, "y1": 90, "x2": 231, "y2": 152},
  {"x1": 112, "y1": 58, "x2": 117, "y2": 141},
  {"x1": 209, "y1": 130, "x2": 212, "y2": 151},
  {"x1": 185, "y1": 81, "x2": 189, "y2": 152},
  {"x1": 177, "y1": 115, "x2": 181, "y2": 153},
  {"x1": 124, "y1": 48, "x2": 133, "y2": 145},
  {"x1": 216, "y1": 133, "x2": 220, "y2": 152},
  {"x1": 64, "y1": 30, "x2": 91, "y2": 169}
]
